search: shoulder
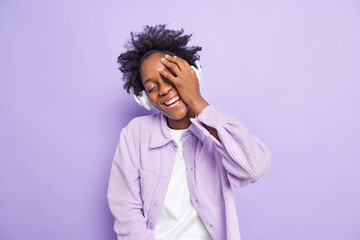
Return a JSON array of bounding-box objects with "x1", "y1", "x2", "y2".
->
[
  {"x1": 120, "y1": 112, "x2": 161, "y2": 138},
  {"x1": 126, "y1": 112, "x2": 160, "y2": 130}
]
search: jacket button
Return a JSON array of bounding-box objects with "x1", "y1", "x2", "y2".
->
[
  {"x1": 190, "y1": 167, "x2": 193, "y2": 171},
  {"x1": 188, "y1": 141, "x2": 191, "y2": 145},
  {"x1": 210, "y1": 224, "x2": 213, "y2": 228},
  {"x1": 195, "y1": 199, "x2": 199, "y2": 203}
]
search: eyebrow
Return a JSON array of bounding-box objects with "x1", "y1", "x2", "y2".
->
[
  {"x1": 144, "y1": 78, "x2": 152, "y2": 84},
  {"x1": 144, "y1": 67, "x2": 169, "y2": 84}
]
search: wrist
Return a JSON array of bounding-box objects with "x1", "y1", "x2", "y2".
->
[{"x1": 188, "y1": 97, "x2": 209, "y2": 116}]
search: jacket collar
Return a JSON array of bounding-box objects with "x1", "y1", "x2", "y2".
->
[
  {"x1": 149, "y1": 112, "x2": 173, "y2": 148},
  {"x1": 149, "y1": 112, "x2": 203, "y2": 149}
]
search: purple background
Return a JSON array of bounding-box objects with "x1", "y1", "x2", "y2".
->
[{"x1": 1, "y1": 0, "x2": 359, "y2": 239}]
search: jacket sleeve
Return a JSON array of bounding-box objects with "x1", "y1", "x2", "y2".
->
[
  {"x1": 190, "y1": 105, "x2": 272, "y2": 188},
  {"x1": 107, "y1": 122, "x2": 155, "y2": 240}
]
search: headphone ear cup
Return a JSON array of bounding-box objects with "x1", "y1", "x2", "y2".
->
[
  {"x1": 133, "y1": 90, "x2": 154, "y2": 110},
  {"x1": 191, "y1": 60, "x2": 202, "y2": 84}
]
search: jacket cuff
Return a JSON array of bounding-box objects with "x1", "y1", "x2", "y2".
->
[
  {"x1": 197, "y1": 104, "x2": 228, "y2": 128},
  {"x1": 189, "y1": 105, "x2": 227, "y2": 145}
]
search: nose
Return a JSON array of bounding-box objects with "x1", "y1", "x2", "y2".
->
[{"x1": 158, "y1": 78, "x2": 173, "y2": 96}]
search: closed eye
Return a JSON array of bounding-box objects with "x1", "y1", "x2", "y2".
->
[{"x1": 148, "y1": 86, "x2": 158, "y2": 93}]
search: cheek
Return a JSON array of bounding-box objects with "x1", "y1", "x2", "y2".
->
[{"x1": 148, "y1": 94, "x2": 159, "y2": 105}]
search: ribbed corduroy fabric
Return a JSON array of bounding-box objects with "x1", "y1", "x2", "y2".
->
[
  {"x1": 107, "y1": 105, "x2": 272, "y2": 240},
  {"x1": 153, "y1": 126, "x2": 213, "y2": 239}
]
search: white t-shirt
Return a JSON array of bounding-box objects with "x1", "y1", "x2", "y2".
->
[{"x1": 154, "y1": 126, "x2": 213, "y2": 240}]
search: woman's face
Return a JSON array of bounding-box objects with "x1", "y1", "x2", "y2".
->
[{"x1": 140, "y1": 52, "x2": 189, "y2": 120}]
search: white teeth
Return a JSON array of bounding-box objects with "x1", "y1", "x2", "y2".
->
[{"x1": 164, "y1": 96, "x2": 180, "y2": 105}]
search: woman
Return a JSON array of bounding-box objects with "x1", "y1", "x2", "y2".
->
[{"x1": 107, "y1": 24, "x2": 272, "y2": 240}]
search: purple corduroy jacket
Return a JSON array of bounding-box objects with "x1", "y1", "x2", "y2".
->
[{"x1": 107, "y1": 105, "x2": 272, "y2": 240}]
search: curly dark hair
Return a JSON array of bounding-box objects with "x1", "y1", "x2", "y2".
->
[{"x1": 117, "y1": 24, "x2": 202, "y2": 96}]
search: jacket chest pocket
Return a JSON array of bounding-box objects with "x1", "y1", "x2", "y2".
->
[{"x1": 140, "y1": 167, "x2": 160, "y2": 213}]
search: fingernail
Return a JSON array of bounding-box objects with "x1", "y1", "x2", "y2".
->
[
  {"x1": 161, "y1": 58, "x2": 165, "y2": 62},
  {"x1": 165, "y1": 54, "x2": 170, "y2": 58},
  {"x1": 158, "y1": 68, "x2": 162, "y2": 72}
]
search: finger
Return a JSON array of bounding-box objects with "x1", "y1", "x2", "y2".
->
[
  {"x1": 158, "y1": 68, "x2": 177, "y2": 83},
  {"x1": 164, "y1": 55, "x2": 190, "y2": 72},
  {"x1": 160, "y1": 57, "x2": 182, "y2": 77}
]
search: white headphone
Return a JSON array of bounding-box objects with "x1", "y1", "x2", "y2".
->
[{"x1": 133, "y1": 60, "x2": 202, "y2": 110}]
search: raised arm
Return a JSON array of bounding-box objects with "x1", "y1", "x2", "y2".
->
[{"x1": 190, "y1": 105, "x2": 272, "y2": 188}]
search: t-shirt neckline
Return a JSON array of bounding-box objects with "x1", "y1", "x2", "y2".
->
[{"x1": 167, "y1": 126, "x2": 188, "y2": 137}]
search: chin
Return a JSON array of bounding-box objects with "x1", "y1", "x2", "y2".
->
[{"x1": 159, "y1": 104, "x2": 189, "y2": 120}]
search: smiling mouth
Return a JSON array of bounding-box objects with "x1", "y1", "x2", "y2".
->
[{"x1": 163, "y1": 95, "x2": 181, "y2": 108}]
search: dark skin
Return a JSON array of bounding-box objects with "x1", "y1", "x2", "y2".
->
[{"x1": 140, "y1": 52, "x2": 221, "y2": 142}]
